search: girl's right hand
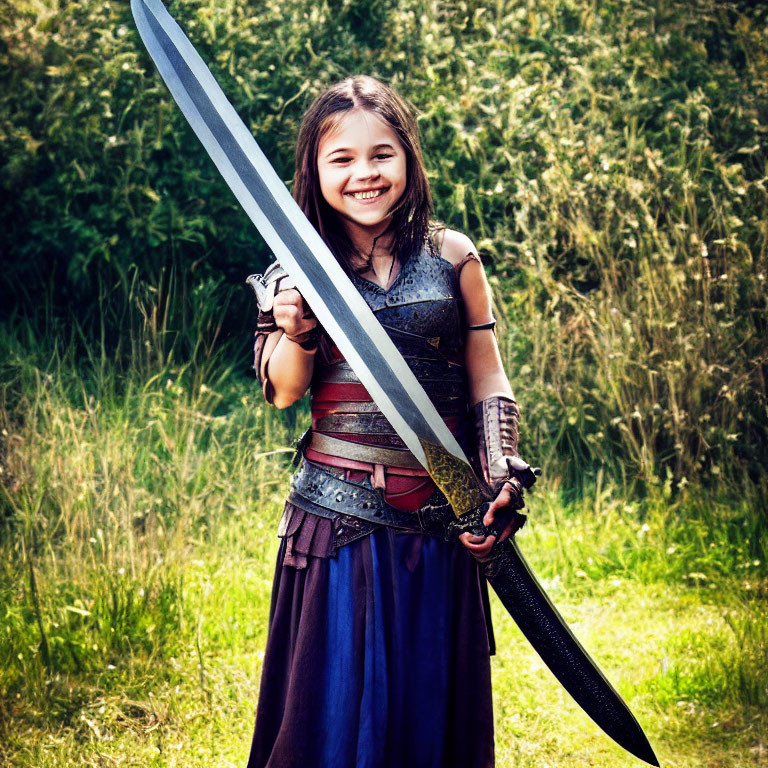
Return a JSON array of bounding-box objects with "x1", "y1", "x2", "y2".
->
[
  {"x1": 273, "y1": 288, "x2": 317, "y2": 340},
  {"x1": 458, "y1": 482, "x2": 525, "y2": 560}
]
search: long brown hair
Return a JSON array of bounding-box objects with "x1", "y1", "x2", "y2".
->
[{"x1": 293, "y1": 76, "x2": 433, "y2": 271}]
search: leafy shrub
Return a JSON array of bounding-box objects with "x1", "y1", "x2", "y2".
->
[{"x1": 1, "y1": 0, "x2": 767, "y2": 489}]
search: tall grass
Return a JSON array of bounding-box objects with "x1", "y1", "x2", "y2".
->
[
  {"x1": 0, "y1": 278, "x2": 301, "y2": 719},
  {"x1": 1, "y1": 306, "x2": 765, "y2": 709},
  {"x1": 2, "y1": 337, "x2": 766, "y2": 763},
  {"x1": 1, "y1": 286, "x2": 765, "y2": 765}
]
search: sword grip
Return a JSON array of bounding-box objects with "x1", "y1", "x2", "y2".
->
[
  {"x1": 446, "y1": 502, "x2": 493, "y2": 541},
  {"x1": 447, "y1": 502, "x2": 522, "y2": 541},
  {"x1": 446, "y1": 500, "x2": 527, "y2": 553}
]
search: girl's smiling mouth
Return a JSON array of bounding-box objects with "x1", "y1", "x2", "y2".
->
[{"x1": 347, "y1": 187, "x2": 389, "y2": 200}]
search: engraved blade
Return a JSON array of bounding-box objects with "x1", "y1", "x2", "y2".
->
[{"x1": 483, "y1": 539, "x2": 659, "y2": 766}]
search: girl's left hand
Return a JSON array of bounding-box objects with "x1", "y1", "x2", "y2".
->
[{"x1": 458, "y1": 483, "x2": 524, "y2": 559}]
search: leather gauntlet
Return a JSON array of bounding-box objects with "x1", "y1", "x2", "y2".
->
[
  {"x1": 472, "y1": 393, "x2": 529, "y2": 508},
  {"x1": 248, "y1": 261, "x2": 323, "y2": 403}
]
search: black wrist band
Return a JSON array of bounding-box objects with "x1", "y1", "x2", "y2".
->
[
  {"x1": 285, "y1": 324, "x2": 321, "y2": 350},
  {"x1": 467, "y1": 320, "x2": 496, "y2": 331}
]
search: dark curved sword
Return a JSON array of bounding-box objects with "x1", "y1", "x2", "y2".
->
[
  {"x1": 130, "y1": 1, "x2": 658, "y2": 764},
  {"x1": 485, "y1": 537, "x2": 658, "y2": 764}
]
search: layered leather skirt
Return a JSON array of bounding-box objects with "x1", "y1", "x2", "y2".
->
[{"x1": 246, "y1": 506, "x2": 495, "y2": 768}]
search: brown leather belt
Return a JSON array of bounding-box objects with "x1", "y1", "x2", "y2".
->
[
  {"x1": 311, "y1": 400, "x2": 383, "y2": 413},
  {"x1": 314, "y1": 413, "x2": 398, "y2": 435},
  {"x1": 288, "y1": 461, "x2": 453, "y2": 535},
  {"x1": 308, "y1": 431, "x2": 423, "y2": 469}
]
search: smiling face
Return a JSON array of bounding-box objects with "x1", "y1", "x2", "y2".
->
[{"x1": 316, "y1": 109, "x2": 407, "y2": 240}]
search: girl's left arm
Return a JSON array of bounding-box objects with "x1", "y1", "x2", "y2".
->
[
  {"x1": 438, "y1": 229, "x2": 511, "y2": 402},
  {"x1": 439, "y1": 230, "x2": 528, "y2": 558},
  {"x1": 460, "y1": 262, "x2": 512, "y2": 404}
]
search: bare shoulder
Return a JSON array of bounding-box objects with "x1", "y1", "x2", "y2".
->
[
  {"x1": 434, "y1": 228, "x2": 479, "y2": 268},
  {"x1": 432, "y1": 229, "x2": 491, "y2": 323}
]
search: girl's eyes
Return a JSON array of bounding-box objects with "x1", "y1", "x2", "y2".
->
[{"x1": 329, "y1": 153, "x2": 393, "y2": 164}]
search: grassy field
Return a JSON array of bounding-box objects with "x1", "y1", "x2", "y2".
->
[
  {"x1": 4, "y1": 569, "x2": 766, "y2": 767},
  {"x1": 0, "y1": 353, "x2": 765, "y2": 767},
  {"x1": 2, "y1": 0, "x2": 766, "y2": 764}
]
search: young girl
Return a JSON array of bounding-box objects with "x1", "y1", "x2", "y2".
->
[{"x1": 247, "y1": 75, "x2": 530, "y2": 768}]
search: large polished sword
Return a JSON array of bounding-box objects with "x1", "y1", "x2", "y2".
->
[{"x1": 130, "y1": 1, "x2": 658, "y2": 763}]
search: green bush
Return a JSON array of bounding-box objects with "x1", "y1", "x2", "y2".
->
[{"x1": 1, "y1": 0, "x2": 767, "y2": 489}]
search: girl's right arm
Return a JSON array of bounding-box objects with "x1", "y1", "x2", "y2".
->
[{"x1": 255, "y1": 287, "x2": 318, "y2": 409}]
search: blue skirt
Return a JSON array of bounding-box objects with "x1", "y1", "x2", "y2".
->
[{"x1": 247, "y1": 518, "x2": 495, "y2": 768}]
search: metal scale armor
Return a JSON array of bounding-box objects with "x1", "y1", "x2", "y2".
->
[{"x1": 283, "y1": 240, "x2": 473, "y2": 550}]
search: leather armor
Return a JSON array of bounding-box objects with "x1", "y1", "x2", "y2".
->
[{"x1": 283, "y1": 239, "x2": 472, "y2": 548}]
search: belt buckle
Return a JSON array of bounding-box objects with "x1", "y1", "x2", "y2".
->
[{"x1": 417, "y1": 505, "x2": 444, "y2": 536}]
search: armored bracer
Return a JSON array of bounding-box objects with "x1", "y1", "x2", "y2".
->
[{"x1": 472, "y1": 393, "x2": 531, "y2": 508}]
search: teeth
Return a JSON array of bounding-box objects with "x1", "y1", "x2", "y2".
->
[{"x1": 351, "y1": 189, "x2": 384, "y2": 200}]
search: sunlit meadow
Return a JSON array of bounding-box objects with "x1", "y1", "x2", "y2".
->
[
  {"x1": 2, "y1": 0, "x2": 767, "y2": 766},
  {"x1": 1, "y1": 308, "x2": 765, "y2": 767}
]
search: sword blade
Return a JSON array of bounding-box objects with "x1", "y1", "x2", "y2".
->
[
  {"x1": 130, "y1": 0, "x2": 483, "y2": 513},
  {"x1": 484, "y1": 540, "x2": 659, "y2": 766}
]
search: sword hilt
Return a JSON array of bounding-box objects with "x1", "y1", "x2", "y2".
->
[
  {"x1": 445, "y1": 502, "x2": 527, "y2": 544},
  {"x1": 446, "y1": 462, "x2": 541, "y2": 546}
]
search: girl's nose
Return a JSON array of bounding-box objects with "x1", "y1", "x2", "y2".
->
[{"x1": 354, "y1": 158, "x2": 380, "y2": 180}]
